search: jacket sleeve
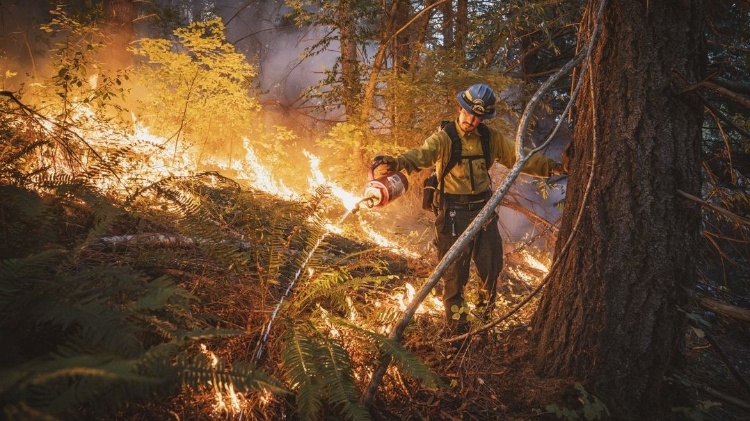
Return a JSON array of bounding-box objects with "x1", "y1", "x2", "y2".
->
[
  {"x1": 491, "y1": 129, "x2": 560, "y2": 177},
  {"x1": 394, "y1": 131, "x2": 450, "y2": 175}
]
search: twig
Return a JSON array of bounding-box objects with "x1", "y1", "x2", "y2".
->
[
  {"x1": 702, "y1": 329, "x2": 750, "y2": 396},
  {"x1": 701, "y1": 385, "x2": 750, "y2": 412},
  {"x1": 679, "y1": 79, "x2": 750, "y2": 109},
  {"x1": 699, "y1": 296, "x2": 750, "y2": 323},
  {"x1": 0, "y1": 90, "x2": 123, "y2": 186},
  {"x1": 677, "y1": 189, "x2": 750, "y2": 227}
]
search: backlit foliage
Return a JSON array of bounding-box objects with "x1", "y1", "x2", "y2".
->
[{"x1": 130, "y1": 18, "x2": 288, "y2": 166}]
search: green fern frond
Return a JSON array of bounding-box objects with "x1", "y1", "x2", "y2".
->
[
  {"x1": 0, "y1": 354, "x2": 162, "y2": 418},
  {"x1": 131, "y1": 275, "x2": 190, "y2": 311},
  {"x1": 281, "y1": 321, "x2": 324, "y2": 421},
  {"x1": 29, "y1": 174, "x2": 126, "y2": 250},
  {"x1": 225, "y1": 360, "x2": 289, "y2": 396},
  {"x1": 328, "y1": 316, "x2": 444, "y2": 390},
  {"x1": 0, "y1": 139, "x2": 51, "y2": 183},
  {"x1": 318, "y1": 335, "x2": 371, "y2": 421},
  {"x1": 179, "y1": 351, "x2": 288, "y2": 396},
  {"x1": 280, "y1": 320, "x2": 371, "y2": 421}
]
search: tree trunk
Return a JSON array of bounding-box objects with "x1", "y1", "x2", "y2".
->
[
  {"x1": 393, "y1": 0, "x2": 413, "y2": 73},
  {"x1": 440, "y1": 0, "x2": 453, "y2": 49},
  {"x1": 529, "y1": 1, "x2": 705, "y2": 419},
  {"x1": 338, "y1": 0, "x2": 361, "y2": 119},
  {"x1": 103, "y1": 0, "x2": 135, "y2": 69},
  {"x1": 454, "y1": 0, "x2": 467, "y2": 53}
]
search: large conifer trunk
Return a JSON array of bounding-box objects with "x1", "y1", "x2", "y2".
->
[{"x1": 529, "y1": 1, "x2": 705, "y2": 418}]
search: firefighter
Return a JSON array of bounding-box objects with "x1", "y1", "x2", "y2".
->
[{"x1": 372, "y1": 83, "x2": 566, "y2": 334}]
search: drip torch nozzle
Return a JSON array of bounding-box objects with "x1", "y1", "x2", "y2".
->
[{"x1": 351, "y1": 194, "x2": 380, "y2": 214}]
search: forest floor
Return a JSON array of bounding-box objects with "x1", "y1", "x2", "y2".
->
[
  {"x1": 313, "y1": 201, "x2": 750, "y2": 421},
  {"x1": 369, "y1": 252, "x2": 750, "y2": 421},
  {"x1": 136, "y1": 190, "x2": 750, "y2": 421}
]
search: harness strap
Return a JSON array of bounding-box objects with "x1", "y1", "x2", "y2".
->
[{"x1": 437, "y1": 121, "x2": 491, "y2": 207}]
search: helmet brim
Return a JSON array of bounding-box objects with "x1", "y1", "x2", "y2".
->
[{"x1": 457, "y1": 91, "x2": 496, "y2": 119}]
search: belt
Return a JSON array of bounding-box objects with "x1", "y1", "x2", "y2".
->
[
  {"x1": 447, "y1": 200, "x2": 487, "y2": 211},
  {"x1": 443, "y1": 191, "x2": 491, "y2": 203},
  {"x1": 443, "y1": 191, "x2": 491, "y2": 211}
]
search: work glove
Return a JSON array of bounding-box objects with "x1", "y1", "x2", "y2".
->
[
  {"x1": 371, "y1": 155, "x2": 398, "y2": 177},
  {"x1": 550, "y1": 142, "x2": 573, "y2": 176},
  {"x1": 550, "y1": 161, "x2": 566, "y2": 176}
]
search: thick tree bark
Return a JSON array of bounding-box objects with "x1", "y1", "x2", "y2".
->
[{"x1": 530, "y1": 1, "x2": 705, "y2": 419}]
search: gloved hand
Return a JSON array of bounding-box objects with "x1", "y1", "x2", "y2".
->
[
  {"x1": 550, "y1": 161, "x2": 565, "y2": 176},
  {"x1": 371, "y1": 155, "x2": 398, "y2": 177},
  {"x1": 561, "y1": 142, "x2": 573, "y2": 173},
  {"x1": 550, "y1": 142, "x2": 573, "y2": 175}
]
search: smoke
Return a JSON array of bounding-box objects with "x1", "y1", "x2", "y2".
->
[{"x1": 218, "y1": 0, "x2": 338, "y2": 109}]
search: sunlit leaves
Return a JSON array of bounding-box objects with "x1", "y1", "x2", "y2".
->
[{"x1": 130, "y1": 18, "x2": 264, "y2": 161}]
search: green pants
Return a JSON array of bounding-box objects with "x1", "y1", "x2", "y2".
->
[{"x1": 434, "y1": 206, "x2": 503, "y2": 324}]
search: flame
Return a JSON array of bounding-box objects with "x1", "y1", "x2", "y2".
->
[
  {"x1": 521, "y1": 251, "x2": 550, "y2": 273},
  {"x1": 203, "y1": 138, "x2": 298, "y2": 199},
  {"x1": 394, "y1": 282, "x2": 443, "y2": 315},
  {"x1": 48, "y1": 104, "x2": 422, "y2": 258},
  {"x1": 303, "y1": 150, "x2": 360, "y2": 210},
  {"x1": 200, "y1": 343, "x2": 247, "y2": 415},
  {"x1": 199, "y1": 343, "x2": 218, "y2": 367}
]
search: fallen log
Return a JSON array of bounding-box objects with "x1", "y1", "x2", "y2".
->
[
  {"x1": 95, "y1": 233, "x2": 257, "y2": 251},
  {"x1": 699, "y1": 296, "x2": 750, "y2": 323}
]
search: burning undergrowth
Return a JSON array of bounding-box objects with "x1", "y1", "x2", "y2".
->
[
  {"x1": 0, "y1": 95, "x2": 559, "y2": 420},
  {"x1": 0, "y1": 41, "x2": 559, "y2": 418}
]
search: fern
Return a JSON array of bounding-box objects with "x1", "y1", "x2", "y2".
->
[
  {"x1": 330, "y1": 316, "x2": 444, "y2": 390},
  {"x1": 318, "y1": 334, "x2": 372, "y2": 421},
  {"x1": 281, "y1": 320, "x2": 370, "y2": 421},
  {"x1": 179, "y1": 351, "x2": 288, "y2": 396}
]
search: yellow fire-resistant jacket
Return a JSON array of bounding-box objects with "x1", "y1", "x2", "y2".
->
[{"x1": 394, "y1": 118, "x2": 561, "y2": 195}]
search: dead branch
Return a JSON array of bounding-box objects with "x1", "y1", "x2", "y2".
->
[
  {"x1": 680, "y1": 79, "x2": 750, "y2": 109},
  {"x1": 95, "y1": 233, "x2": 258, "y2": 251},
  {"x1": 673, "y1": 70, "x2": 750, "y2": 141},
  {"x1": 701, "y1": 385, "x2": 750, "y2": 412},
  {"x1": 713, "y1": 77, "x2": 750, "y2": 97},
  {"x1": 702, "y1": 327, "x2": 750, "y2": 396},
  {"x1": 677, "y1": 189, "x2": 750, "y2": 227},
  {"x1": 699, "y1": 296, "x2": 750, "y2": 323}
]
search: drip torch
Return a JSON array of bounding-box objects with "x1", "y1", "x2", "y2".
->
[{"x1": 353, "y1": 157, "x2": 409, "y2": 213}]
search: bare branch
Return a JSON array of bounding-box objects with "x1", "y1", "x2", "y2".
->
[{"x1": 677, "y1": 189, "x2": 750, "y2": 226}]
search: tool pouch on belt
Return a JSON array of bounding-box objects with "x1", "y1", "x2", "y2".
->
[{"x1": 422, "y1": 171, "x2": 438, "y2": 211}]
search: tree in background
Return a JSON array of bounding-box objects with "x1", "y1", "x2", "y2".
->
[
  {"x1": 102, "y1": 0, "x2": 135, "y2": 69},
  {"x1": 529, "y1": 1, "x2": 705, "y2": 418}
]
